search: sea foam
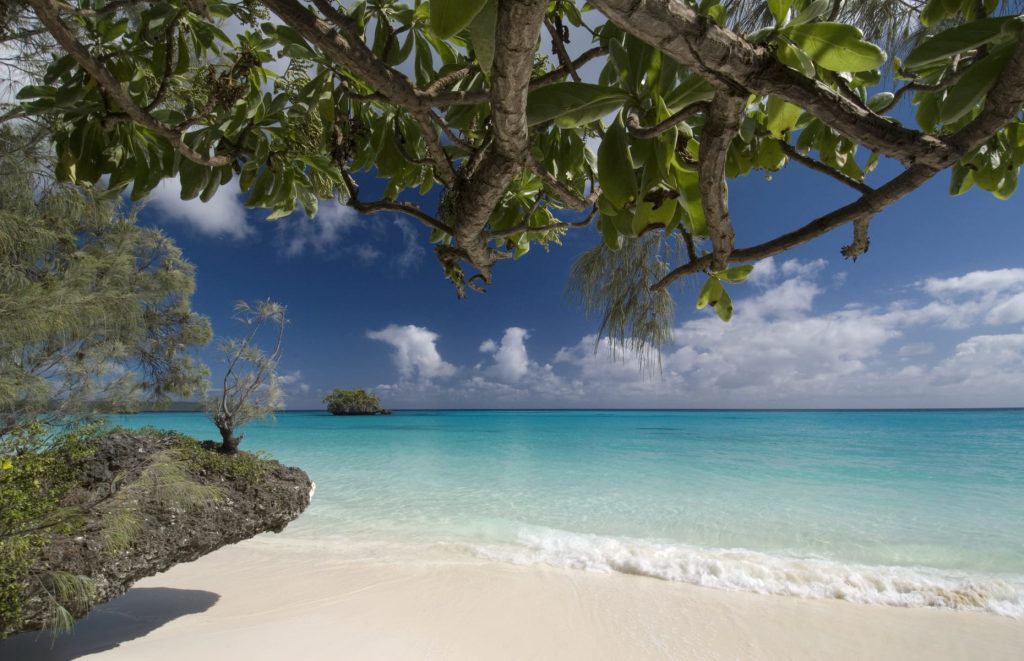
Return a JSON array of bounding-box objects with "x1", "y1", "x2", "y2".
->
[{"x1": 473, "y1": 526, "x2": 1024, "y2": 616}]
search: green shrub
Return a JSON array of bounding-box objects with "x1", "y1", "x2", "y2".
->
[{"x1": 0, "y1": 422, "x2": 97, "y2": 636}]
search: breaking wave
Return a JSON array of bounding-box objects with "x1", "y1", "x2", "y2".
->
[{"x1": 473, "y1": 526, "x2": 1024, "y2": 616}]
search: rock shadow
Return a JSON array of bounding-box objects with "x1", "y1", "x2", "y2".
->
[{"x1": 0, "y1": 587, "x2": 219, "y2": 660}]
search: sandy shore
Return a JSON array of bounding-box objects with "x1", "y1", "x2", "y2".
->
[{"x1": 3, "y1": 538, "x2": 1023, "y2": 660}]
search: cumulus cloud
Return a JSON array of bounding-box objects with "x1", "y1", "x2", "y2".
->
[
  {"x1": 546, "y1": 263, "x2": 1024, "y2": 408},
  {"x1": 479, "y1": 327, "x2": 532, "y2": 382},
  {"x1": 365, "y1": 264, "x2": 1024, "y2": 408},
  {"x1": 146, "y1": 177, "x2": 251, "y2": 239},
  {"x1": 279, "y1": 201, "x2": 361, "y2": 257},
  {"x1": 366, "y1": 324, "x2": 456, "y2": 381},
  {"x1": 921, "y1": 268, "x2": 1024, "y2": 296},
  {"x1": 277, "y1": 370, "x2": 311, "y2": 401},
  {"x1": 394, "y1": 218, "x2": 426, "y2": 271},
  {"x1": 747, "y1": 256, "x2": 827, "y2": 288},
  {"x1": 274, "y1": 208, "x2": 426, "y2": 271}
]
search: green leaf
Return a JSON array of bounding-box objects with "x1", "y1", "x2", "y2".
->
[
  {"x1": 867, "y1": 92, "x2": 894, "y2": 113},
  {"x1": 776, "y1": 41, "x2": 815, "y2": 77},
  {"x1": 15, "y1": 85, "x2": 56, "y2": 100},
  {"x1": 179, "y1": 158, "x2": 209, "y2": 200},
  {"x1": 526, "y1": 82, "x2": 629, "y2": 128},
  {"x1": 949, "y1": 163, "x2": 974, "y2": 195},
  {"x1": 597, "y1": 118, "x2": 636, "y2": 209},
  {"x1": 663, "y1": 76, "x2": 715, "y2": 112},
  {"x1": 788, "y1": 0, "x2": 830, "y2": 26},
  {"x1": 175, "y1": 29, "x2": 190, "y2": 74},
  {"x1": 696, "y1": 277, "x2": 723, "y2": 309},
  {"x1": 905, "y1": 17, "x2": 1022, "y2": 70},
  {"x1": 468, "y1": 0, "x2": 497, "y2": 75},
  {"x1": 598, "y1": 214, "x2": 623, "y2": 251},
  {"x1": 674, "y1": 168, "x2": 706, "y2": 236},
  {"x1": 765, "y1": 96, "x2": 803, "y2": 138},
  {"x1": 713, "y1": 288, "x2": 734, "y2": 322},
  {"x1": 920, "y1": 0, "x2": 956, "y2": 28},
  {"x1": 768, "y1": 0, "x2": 792, "y2": 25},
  {"x1": 755, "y1": 138, "x2": 787, "y2": 171},
  {"x1": 718, "y1": 264, "x2": 754, "y2": 283},
  {"x1": 632, "y1": 196, "x2": 677, "y2": 235},
  {"x1": 940, "y1": 46, "x2": 1014, "y2": 125},
  {"x1": 995, "y1": 168, "x2": 1017, "y2": 200},
  {"x1": 429, "y1": 0, "x2": 488, "y2": 39},
  {"x1": 784, "y1": 23, "x2": 885, "y2": 72}
]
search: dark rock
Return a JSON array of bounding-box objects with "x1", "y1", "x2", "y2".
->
[{"x1": 4, "y1": 432, "x2": 312, "y2": 638}]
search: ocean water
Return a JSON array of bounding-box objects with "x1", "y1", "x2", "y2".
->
[{"x1": 114, "y1": 410, "x2": 1024, "y2": 615}]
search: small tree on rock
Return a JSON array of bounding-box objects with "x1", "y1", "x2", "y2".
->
[{"x1": 205, "y1": 300, "x2": 286, "y2": 454}]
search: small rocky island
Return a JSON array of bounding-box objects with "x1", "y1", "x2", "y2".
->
[{"x1": 323, "y1": 389, "x2": 391, "y2": 416}]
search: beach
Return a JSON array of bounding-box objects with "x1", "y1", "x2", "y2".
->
[{"x1": 4, "y1": 537, "x2": 1024, "y2": 660}]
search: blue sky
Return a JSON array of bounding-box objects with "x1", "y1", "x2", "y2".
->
[{"x1": 139, "y1": 148, "x2": 1024, "y2": 409}]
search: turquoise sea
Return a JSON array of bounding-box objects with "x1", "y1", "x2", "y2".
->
[{"x1": 116, "y1": 410, "x2": 1024, "y2": 615}]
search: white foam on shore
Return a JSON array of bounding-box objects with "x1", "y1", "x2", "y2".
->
[{"x1": 473, "y1": 526, "x2": 1024, "y2": 617}]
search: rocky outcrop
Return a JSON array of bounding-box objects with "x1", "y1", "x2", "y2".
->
[{"x1": 4, "y1": 431, "x2": 312, "y2": 637}]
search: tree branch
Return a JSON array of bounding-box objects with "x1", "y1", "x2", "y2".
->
[
  {"x1": 427, "y1": 46, "x2": 606, "y2": 106},
  {"x1": 263, "y1": 0, "x2": 456, "y2": 187},
  {"x1": 700, "y1": 93, "x2": 745, "y2": 271},
  {"x1": 485, "y1": 205, "x2": 596, "y2": 240},
  {"x1": 527, "y1": 153, "x2": 598, "y2": 210},
  {"x1": 444, "y1": 0, "x2": 549, "y2": 286},
  {"x1": 626, "y1": 101, "x2": 709, "y2": 139},
  {"x1": 652, "y1": 164, "x2": 938, "y2": 290},
  {"x1": 339, "y1": 170, "x2": 454, "y2": 236},
  {"x1": 545, "y1": 17, "x2": 581, "y2": 83},
  {"x1": 589, "y1": 0, "x2": 954, "y2": 169},
  {"x1": 27, "y1": 0, "x2": 233, "y2": 167},
  {"x1": 779, "y1": 141, "x2": 873, "y2": 194}
]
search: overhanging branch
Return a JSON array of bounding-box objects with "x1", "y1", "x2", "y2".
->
[
  {"x1": 699, "y1": 93, "x2": 745, "y2": 271},
  {"x1": 28, "y1": 0, "x2": 233, "y2": 167}
]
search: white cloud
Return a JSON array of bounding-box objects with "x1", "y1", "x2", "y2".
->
[
  {"x1": 394, "y1": 218, "x2": 426, "y2": 271},
  {"x1": 356, "y1": 245, "x2": 382, "y2": 264},
  {"x1": 275, "y1": 209, "x2": 426, "y2": 271},
  {"x1": 364, "y1": 264, "x2": 1024, "y2": 409},
  {"x1": 277, "y1": 370, "x2": 311, "y2": 400},
  {"x1": 897, "y1": 342, "x2": 934, "y2": 357},
  {"x1": 280, "y1": 201, "x2": 361, "y2": 257},
  {"x1": 366, "y1": 324, "x2": 456, "y2": 381},
  {"x1": 986, "y1": 291, "x2": 1024, "y2": 325},
  {"x1": 748, "y1": 257, "x2": 826, "y2": 288},
  {"x1": 479, "y1": 327, "x2": 532, "y2": 382},
  {"x1": 146, "y1": 177, "x2": 251, "y2": 239},
  {"x1": 921, "y1": 268, "x2": 1024, "y2": 297}
]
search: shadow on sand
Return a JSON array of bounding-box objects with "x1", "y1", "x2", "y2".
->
[{"x1": 0, "y1": 587, "x2": 220, "y2": 660}]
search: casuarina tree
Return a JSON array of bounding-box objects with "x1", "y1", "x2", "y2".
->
[{"x1": 205, "y1": 300, "x2": 286, "y2": 453}]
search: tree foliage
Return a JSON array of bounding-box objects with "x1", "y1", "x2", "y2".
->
[
  {"x1": 0, "y1": 129, "x2": 212, "y2": 429},
  {"x1": 205, "y1": 299, "x2": 286, "y2": 453},
  {"x1": 323, "y1": 388, "x2": 383, "y2": 414},
  {"x1": 10, "y1": 0, "x2": 1024, "y2": 347}
]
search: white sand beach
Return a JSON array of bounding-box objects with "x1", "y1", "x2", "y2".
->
[{"x1": 4, "y1": 538, "x2": 1023, "y2": 661}]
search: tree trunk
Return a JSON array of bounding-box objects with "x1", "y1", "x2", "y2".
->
[{"x1": 217, "y1": 425, "x2": 242, "y2": 454}]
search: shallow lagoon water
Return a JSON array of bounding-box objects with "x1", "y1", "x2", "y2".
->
[{"x1": 116, "y1": 409, "x2": 1024, "y2": 614}]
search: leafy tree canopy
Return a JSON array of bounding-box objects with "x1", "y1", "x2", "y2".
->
[{"x1": 10, "y1": 0, "x2": 1024, "y2": 350}]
